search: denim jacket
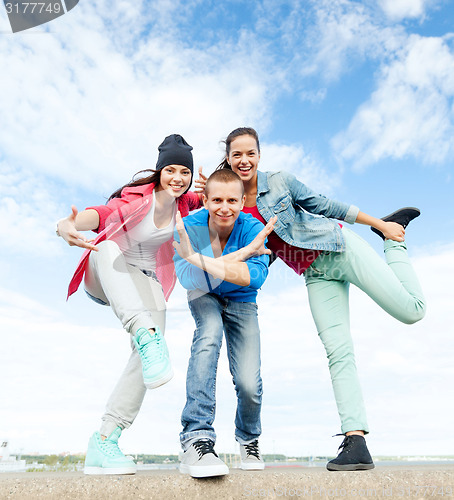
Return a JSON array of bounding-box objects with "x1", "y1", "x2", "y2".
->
[{"x1": 256, "y1": 170, "x2": 359, "y2": 252}]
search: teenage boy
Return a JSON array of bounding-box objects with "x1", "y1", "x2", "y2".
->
[{"x1": 173, "y1": 169, "x2": 276, "y2": 478}]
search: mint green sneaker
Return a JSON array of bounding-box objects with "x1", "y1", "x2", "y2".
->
[
  {"x1": 134, "y1": 327, "x2": 173, "y2": 389},
  {"x1": 84, "y1": 427, "x2": 137, "y2": 475}
]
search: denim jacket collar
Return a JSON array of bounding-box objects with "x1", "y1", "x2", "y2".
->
[{"x1": 257, "y1": 170, "x2": 270, "y2": 195}]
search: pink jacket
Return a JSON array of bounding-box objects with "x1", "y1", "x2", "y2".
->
[{"x1": 67, "y1": 183, "x2": 202, "y2": 300}]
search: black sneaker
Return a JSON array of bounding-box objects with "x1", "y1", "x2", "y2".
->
[
  {"x1": 326, "y1": 435, "x2": 375, "y2": 471},
  {"x1": 371, "y1": 207, "x2": 421, "y2": 240}
]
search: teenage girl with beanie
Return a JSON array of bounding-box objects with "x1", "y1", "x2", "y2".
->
[
  {"x1": 56, "y1": 134, "x2": 204, "y2": 475},
  {"x1": 218, "y1": 127, "x2": 426, "y2": 471}
]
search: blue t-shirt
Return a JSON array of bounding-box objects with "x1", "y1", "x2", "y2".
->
[{"x1": 173, "y1": 209, "x2": 269, "y2": 303}]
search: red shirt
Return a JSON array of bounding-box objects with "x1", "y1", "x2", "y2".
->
[{"x1": 242, "y1": 205, "x2": 321, "y2": 275}]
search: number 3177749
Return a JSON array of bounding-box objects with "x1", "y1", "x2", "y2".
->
[{"x1": 5, "y1": 2, "x2": 62, "y2": 14}]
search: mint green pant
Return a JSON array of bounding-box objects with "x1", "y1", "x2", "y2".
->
[{"x1": 304, "y1": 227, "x2": 426, "y2": 434}]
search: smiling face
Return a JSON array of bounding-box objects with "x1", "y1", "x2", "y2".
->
[
  {"x1": 157, "y1": 164, "x2": 192, "y2": 197},
  {"x1": 227, "y1": 134, "x2": 260, "y2": 184},
  {"x1": 203, "y1": 180, "x2": 245, "y2": 237}
]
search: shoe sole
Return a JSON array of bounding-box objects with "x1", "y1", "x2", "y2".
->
[
  {"x1": 144, "y1": 366, "x2": 174, "y2": 389},
  {"x1": 326, "y1": 463, "x2": 375, "y2": 471},
  {"x1": 240, "y1": 462, "x2": 265, "y2": 470},
  {"x1": 179, "y1": 463, "x2": 229, "y2": 478},
  {"x1": 84, "y1": 466, "x2": 137, "y2": 475},
  {"x1": 380, "y1": 207, "x2": 420, "y2": 223}
]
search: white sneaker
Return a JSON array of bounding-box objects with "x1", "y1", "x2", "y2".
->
[
  {"x1": 179, "y1": 439, "x2": 229, "y2": 478},
  {"x1": 240, "y1": 439, "x2": 265, "y2": 470}
]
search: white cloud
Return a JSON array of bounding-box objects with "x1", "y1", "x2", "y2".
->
[
  {"x1": 379, "y1": 0, "x2": 431, "y2": 21},
  {"x1": 260, "y1": 143, "x2": 340, "y2": 195},
  {"x1": 0, "y1": 162, "x2": 67, "y2": 257},
  {"x1": 0, "y1": 2, "x2": 273, "y2": 194},
  {"x1": 298, "y1": 0, "x2": 405, "y2": 83},
  {"x1": 0, "y1": 286, "x2": 56, "y2": 320},
  {"x1": 332, "y1": 35, "x2": 454, "y2": 169}
]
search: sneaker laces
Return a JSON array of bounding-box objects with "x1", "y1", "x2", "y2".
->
[
  {"x1": 244, "y1": 440, "x2": 261, "y2": 459},
  {"x1": 100, "y1": 437, "x2": 124, "y2": 458},
  {"x1": 137, "y1": 331, "x2": 166, "y2": 368},
  {"x1": 336, "y1": 435, "x2": 356, "y2": 454},
  {"x1": 193, "y1": 439, "x2": 218, "y2": 458}
]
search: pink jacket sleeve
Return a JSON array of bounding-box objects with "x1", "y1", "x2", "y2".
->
[{"x1": 86, "y1": 190, "x2": 142, "y2": 233}]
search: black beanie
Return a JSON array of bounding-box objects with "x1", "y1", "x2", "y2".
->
[{"x1": 156, "y1": 134, "x2": 194, "y2": 173}]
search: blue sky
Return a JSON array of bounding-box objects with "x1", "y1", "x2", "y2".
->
[{"x1": 1, "y1": 0, "x2": 453, "y2": 457}]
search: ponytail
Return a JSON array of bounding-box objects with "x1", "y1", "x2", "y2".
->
[{"x1": 217, "y1": 158, "x2": 231, "y2": 170}]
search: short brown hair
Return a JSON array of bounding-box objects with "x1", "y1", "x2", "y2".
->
[{"x1": 205, "y1": 169, "x2": 244, "y2": 197}]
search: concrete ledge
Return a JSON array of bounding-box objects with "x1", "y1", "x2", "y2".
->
[{"x1": 1, "y1": 465, "x2": 453, "y2": 499}]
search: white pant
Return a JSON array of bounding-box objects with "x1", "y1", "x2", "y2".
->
[{"x1": 84, "y1": 240, "x2": 166, "y2": 436}]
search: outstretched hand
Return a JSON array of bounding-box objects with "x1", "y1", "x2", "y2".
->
[
  {"x1": 57, "y1": 205, "x2": 98, "y2": 251},
  {"x1": 173, "y1": 211, "x2": 195, "y2": 260},
  {"x1": 193, "y1": 166, "x2": 207, "y2": 193},
  {"x1": 245, "y1": 216, "x2": 277, "y2": 258}
]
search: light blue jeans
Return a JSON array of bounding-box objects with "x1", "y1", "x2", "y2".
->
[
  {"x1": 180, "y1": 293, "x2": 262, "y2": 450},
  {"x1": 304, "y1": 227, "x2": 426, "y2": 434}
]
